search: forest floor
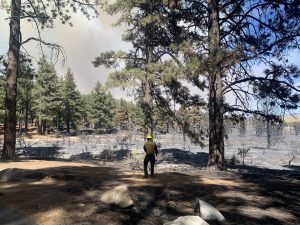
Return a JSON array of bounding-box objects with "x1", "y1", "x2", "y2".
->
[
  {"x1": 0, "y1": 159, "x2": 299, "y2": 225},
  {"x1": 1, "y1": 127, "x2": 300, "y2": 225}
]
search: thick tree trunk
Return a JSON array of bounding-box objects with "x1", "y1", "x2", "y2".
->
[
  {"x1": 207, "y1": 0, "x2": 225, "y2": 170},
  {"x1": 2, "y1": 0, "x2": 21, "y2": 160},
  {"x1": 144, "y1": 46, "x2": 154, "y2": 138}
]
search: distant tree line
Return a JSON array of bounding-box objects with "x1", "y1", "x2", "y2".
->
[{"x1": 0, "y1": 55, "x2": 209, "y2": 135}]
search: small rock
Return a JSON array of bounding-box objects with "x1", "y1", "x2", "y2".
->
[
  {"x1": 193, "y1": 198, "x2": 225, "y2": 223},
  {"x1": 100, "y1": 184, "x2": 134, "y2": 208},
  {"x1": 164, "y1": 216, "x2": 209, "y2": 225}
]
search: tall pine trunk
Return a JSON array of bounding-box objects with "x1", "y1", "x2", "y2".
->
[
  {"x1": 144, "y1": 46, "x2": 154, "y2": 138},
  {"x1": 2, "y1": 0, "x2": 21, "y2": 160},
  {"x1": 207, "y1": 0, "x2": 225, "y2": 170}
]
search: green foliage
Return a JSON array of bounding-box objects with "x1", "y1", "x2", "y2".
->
[
  {"x1": 94, "y1": 0, "x2": 206, "y2": 139},
  {"x1": 113, "y1": 98, "x2": 140, "y2": 130},
  {"x1": 85, "y1": 82, "x2": 115, "y2": 131},
  {"x1": 132, "y1": 97, "x2": 145, "y2": 129},
  {"x1": 61, "y1": 68, "x2": 84, "y2": 131},
  {"x1": 33, "y1": 56, "x2": 62, "y2": 125},
  {"x1": 175, "y1": 106, "x2": 208, "y2": 146},
  {"x1": 16, "y1": 55, "x2": 35, "y2": 128},
  {"x1": 18, "y1": 0, "x2": 100, "y2": 29},
  {"x1": 175, "y1": 0, "x2": 300, "y2": 114}
]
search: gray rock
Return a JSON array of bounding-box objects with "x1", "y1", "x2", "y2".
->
[
  {"x1": 100, "y1": 184, "x2": 134, "y2": 208},
  {"x1": 164, "y1": 216, "x2": 209, "y2": 225},
  {"x1": 193, "y1": 198, "x2": 225, "y2": 222}
]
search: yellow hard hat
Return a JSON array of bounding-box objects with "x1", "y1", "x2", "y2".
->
[{"x1": 146, "y1": 134, "x2": 152, "y2": 139}]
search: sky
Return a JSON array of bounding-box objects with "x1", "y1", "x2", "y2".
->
[
  {"x1": 0, "y1": 4, "x2": 300, "y2": 108},
  {"x1": 0, "y1": 6, "x2": 131, "y2": 97}
]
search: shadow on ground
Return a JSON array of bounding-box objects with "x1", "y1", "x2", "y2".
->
[
  {"x1": 0, "y1": 160, "x2": 299, "y2": 225},
  {"x1": 159, "y1": 148, "x2": 208, "y2": 167},
  {"x1": 17, "y1": 146, "x2": 63, "y2": 159},
  {"x1": 69, "y1": 149, "x2": 131, "y2": 161}
]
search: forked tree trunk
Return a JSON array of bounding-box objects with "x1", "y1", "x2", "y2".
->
[
  {"x1": 207, "y1": 0, "x2": 225, "y2": 170},
  {"x1": 2, "y1": 0, "x2": 21, "y2": 160},
  {"x1": 144, "y1": 46, "x2": 154, "y2": 138}
]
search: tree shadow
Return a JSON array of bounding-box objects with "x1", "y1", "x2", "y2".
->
[
  {"x1": 95, "y1": 149, "x2": 131, "y2": 161},
  {"x1": 17, "y1": 146, "x2": 63, "y2": 159},
  {"x1": 70, "y1": 152, "x2": 94, "y2": 160},
  {"x1": 225, "y1": 165, "x2": 300, "y2": 224},
  {"x1": 159, "y1": 148, "x2": 208, "y2": 167},
  {"x1": 0, "y1": 162, "x2": 299, "y2": 225},
  {"x1": 0, "y1": 205, "x2": 36, "y2": 225},
  {"x1": 65, "y1": 149, "x2": 132, "y2": 162}
]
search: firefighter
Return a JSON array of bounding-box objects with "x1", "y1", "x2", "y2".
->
[{"x1": 143, "y1": 134, "x2": 158, "y2": 178}]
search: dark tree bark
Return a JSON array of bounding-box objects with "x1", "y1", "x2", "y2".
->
[
  {"x1": 144, "y1": 46, "x2": 154, "y2": 138},
  {"x1": 2, "y1": 0, "x2": 21, "y2": 160},
  {"x1": 207, "y1": 0, "x2": 225, "y2": 170}
]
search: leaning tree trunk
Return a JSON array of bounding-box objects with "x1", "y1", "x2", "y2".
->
[
  {"x1": 144, "y1": 46, "x2": 154, "y2": 138},
  {"x1": 207, "y1": 0, "x2": 225, "y2": 170},
  {"x1": 2, "y1": 0, "x2": 21, "y2": 160}
]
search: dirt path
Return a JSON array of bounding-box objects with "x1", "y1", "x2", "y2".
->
[{"x1": 0, "y1": 160, "x2": 299, "y2": 225}]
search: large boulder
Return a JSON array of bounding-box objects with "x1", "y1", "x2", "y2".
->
[
  {"x1": 164, "y1": 216, "x2": 209, "y2": 225},
  {"x1": 100, "y1": 184, "x2": 134, "y2": 208},
  {"x1": 193, "y1": 198, "x2": 225, "y2": 223}
]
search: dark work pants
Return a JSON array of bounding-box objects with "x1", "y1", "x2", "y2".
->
[{"x1": 144, "y1": 154, "x2": 155, "y2": 176}]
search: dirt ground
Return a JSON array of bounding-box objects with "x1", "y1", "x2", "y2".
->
[{"x1": 0, "y1": 160, "x2": 299, "y2": 225}]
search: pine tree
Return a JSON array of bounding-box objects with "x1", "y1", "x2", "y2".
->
[
  {"x1": 86, "y1": 82, "x2": 115, "y2": 132},
  {"x1": 33, "y1": 56, "x2": 62, "y2": 134},
  {"x1": 93, "y1": 0, "x2": 185, "y2": 137},
  {"x1": 16, "y1": 55, "x2": 35, "y2": 131},
  {"x1": 61, "y1": 68, "x2": 83, "y2": 133},
  {"x1": 2, "y1": 0, "x2": 100, "y2": 159},
  {"x1": 113, "y1": 98, "x2": 130, "y2": 130},
  {"x1": 168, "y1": 0, "x2": 300, "y2": 170}
]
